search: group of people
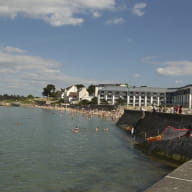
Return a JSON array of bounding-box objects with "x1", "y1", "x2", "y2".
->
[
  {"x1": 140, "y1": 105, "x2": 184, "y2": 114},
  {"x1": 72, "y1": 126, "x2": 109, "y2": 133},
  {"x1": 173, "y1": 105, "x2": 183, "y2": 114}
]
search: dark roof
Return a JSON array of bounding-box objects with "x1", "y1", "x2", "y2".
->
[
  {"x1": 99, "y1": 86, "x2": 170, "y2": 93},
  {"x1": 97, "y1": 84, "x2": 127, "y2": 87}
]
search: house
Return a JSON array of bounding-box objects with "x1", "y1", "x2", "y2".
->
[
  {"x1": 78, "y1": 87, "x2": 92, "y2": 102},
  {"x1": 61, "y1": 85, "x2": 78, "y2": 103},
  {"x1": 68, "y1": 92, "x2": 78, "y2": 103},
  {"x1": 61, "y1": 85, "x2": 92, "y2": 104}
]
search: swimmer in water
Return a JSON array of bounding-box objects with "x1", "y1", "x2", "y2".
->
[{"x1": 72, "y1": 126, "x2": 79, "y2": 133}]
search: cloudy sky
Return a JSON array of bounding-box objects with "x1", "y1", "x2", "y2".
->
[{"x1": 0, "y1": 0, "x2": 192, "y2": 96}]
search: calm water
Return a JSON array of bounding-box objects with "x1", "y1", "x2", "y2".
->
[{"x1": 0, "y1": 107, "x2": 172, "y2": 192}]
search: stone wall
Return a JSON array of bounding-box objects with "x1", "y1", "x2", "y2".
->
[{"x1": 117, "y1": 110, "x2": 192, "y2": 162}]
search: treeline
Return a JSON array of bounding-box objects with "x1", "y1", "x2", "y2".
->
[{"x1": 0, "y1": 94, "x2": 34, "y2": 101}]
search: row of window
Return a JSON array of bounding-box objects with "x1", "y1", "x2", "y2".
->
[
  {"x1": 99, "y1": 91, "x2": 166, "y2": 96},
  {"x1": 100, "y1": 96, "x2": 166, "y2": 100}
]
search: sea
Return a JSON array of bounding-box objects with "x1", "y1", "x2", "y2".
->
[{"x1": 0, "y1": 106, "x2": 172, "y2": 192}]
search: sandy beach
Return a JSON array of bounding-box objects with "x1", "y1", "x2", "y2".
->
[{"x1": 32, "y1": 104, "x2": 124, "y2": 122}]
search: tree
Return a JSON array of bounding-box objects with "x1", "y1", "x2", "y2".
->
[
  {"x1": 42, "y1": 84, "x2": 56, "y2": 98},
  {"x1": 90, "y1": 97, "x2": 98, "y2": 104},
  {"x1": 79, "y1": 99, "x2": 90, "y2": 105},
  {"x1": 27, "y1": 95, "x2": 34, "y2": 99},
  {"x1": 115, "y1": 97, "x2": 124, "y2": 106},
  {"x1": 75, "y1": 84, "x2": 85, "y2": 90},
  {"x1": 124, "y1": 83, "x2": 129, "y2": 87},
  {"x1": 101, "y1": 99, "x2": 108, "y2": 105},
  {"x1": 87, "y1": 85, "x2": 95, "y2": 96}
]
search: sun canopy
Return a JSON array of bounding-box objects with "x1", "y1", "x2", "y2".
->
[{"x1": 161, "y1": 126, "x2": 189, "y2": 140}]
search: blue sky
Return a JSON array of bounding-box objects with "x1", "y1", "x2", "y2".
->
[{"x1": 0, "y1": 0, "x2": 192, "y2": 96}]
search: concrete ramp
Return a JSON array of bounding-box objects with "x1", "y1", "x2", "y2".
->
[{"x1": 145, "y1": 160, "x2": 192, "y2": 192}]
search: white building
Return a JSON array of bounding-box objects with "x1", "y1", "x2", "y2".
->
[
  {"x1": 61, "y1": 85, "x2": 92, "y2": 104},
  {"x1": 61, "y1": 85, "x2": 78, "y2": 103},
  {"x1": 171, "y1": 85, "x2": 192, "y2": 108},
  {"x1": 95, "y1": 84, "x2": 128, "y2": 97},
  {"x1": 97, "y1": 84, "x2": 192, "y2": 108},
  {"x1": 78, "y1": 87, "x2": 92, "y2": 101},
  {"x1": 61, "y1": 85, "x2": 78, "y2": 98}
]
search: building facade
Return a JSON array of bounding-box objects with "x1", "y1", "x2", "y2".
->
[
  {"x1": 78, "y1": 87, "x2": 92, "y2": 102},
  {"x1": 95, "y1": 83, "x2": 128, "y2": 97},
  {"x1": 171, "y1": 85, "x2": 192, "y2": 108},
  {"x1": 98, "y1": 84, "x2": 192, "y2": 108}
]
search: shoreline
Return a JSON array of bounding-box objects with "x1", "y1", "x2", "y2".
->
[
  {"x1": 0, "y1": 102, "x2": 124, "y2": 122},
  {"x1": 32, "y1": 104, "x2": 124, "y2": 122}
]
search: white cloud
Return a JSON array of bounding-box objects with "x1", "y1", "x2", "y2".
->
[
  {"x1": 143, "y1": 56, "x2": 192, "y2": 76},
  {"x1": 175, "y1": 80, "x2": 183, "y2": 85},
  {"x1": 0, "y1": 46, "x2": 26, "y2": 54},
  {"x1": 92, "y1": 11, "x2": 102, "y2": 18},
  {"x1": 106, "y1": 17, "x2": 125, "y2": 24},
  {"x1": 156, "y1": 61, "x2": 192, "y2": 76},
  {"x1": 133, "y1": 73, "x2": 141, "y2": 78},
  {"x1": 0, "y1": 0, "x2": 116, "y2": 26},
  {"x1": 133, "y1": 3, "x2": 147, "y2": 16},
  {"x1": 0, "y1": 46, "x2": 98, "y2": 96}
]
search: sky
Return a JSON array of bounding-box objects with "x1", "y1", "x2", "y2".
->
[{"x1": 0, "y1": 0, "x2": 192, "y2": 96}]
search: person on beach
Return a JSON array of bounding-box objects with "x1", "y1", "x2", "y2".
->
[
  {"x1": 131, "y1": 127, "x2": 134, "y2": 136},
  {"x1": 174, "y1": 105, "x2": 179, "y2": 113},
  {"x1": 179, "y1": 105, "x2": 182, "y2": 114}
]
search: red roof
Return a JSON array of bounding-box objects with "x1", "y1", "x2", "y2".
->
[{"x1": 69, "y1": 92, "x2": 77, "y2": 97}]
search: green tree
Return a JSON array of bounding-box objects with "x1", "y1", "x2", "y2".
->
[
  {"x1": 75, "y1": 84, "x2": 85, "y2": 90},
  {"x1": 79, "y1": 99, "x2": 90, "y2": 105},
  {"x1": 42, "y1": 84, "x2": 56, "y2": 98},
  {"x1": 115, "y1": 97, "x2": 124, "y2": 106},
  {"x1": 27, "y1": 94, "x2": 34, "y2": 99},
  {"x1": 101, "y1": 99, "x2": 108, "y2": 105},
  {"x1": 90, "y1": 97, "x2": 98, "y2": 104},
  {"x1": 124, "y1": 83, "x2": 129, "y2": 87},
  {"x1": 87, "y1": 85, "x2": 95, "y2": 96}
]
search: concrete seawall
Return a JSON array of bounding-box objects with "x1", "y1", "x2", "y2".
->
[
  {"x1": 144, "y1": 159, "x2": 192, "y2": 192},
  {"x1": 117, "y1": 110, "x2": 192, "y2": 137},
  {"x1": 117, "y1": 110, "x2": 192, "y2": 191},
  {"x1": 117, "y1": 110, "x2": 192, "y2": 162}
]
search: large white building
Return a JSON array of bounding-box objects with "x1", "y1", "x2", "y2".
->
[
  {"x1": 97, "y1": 84, "x2": 192, "y2": 108},
  {"x1": 95, "y1": 84, "x2": 128, "y2": 97},
  {"x1": 171, "y1": 85, "x2": 192, "y2": 108}
]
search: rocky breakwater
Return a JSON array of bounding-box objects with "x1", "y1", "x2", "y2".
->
[{"x1": 117, "y1": 110, "x2": 192, "y2": 163}]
